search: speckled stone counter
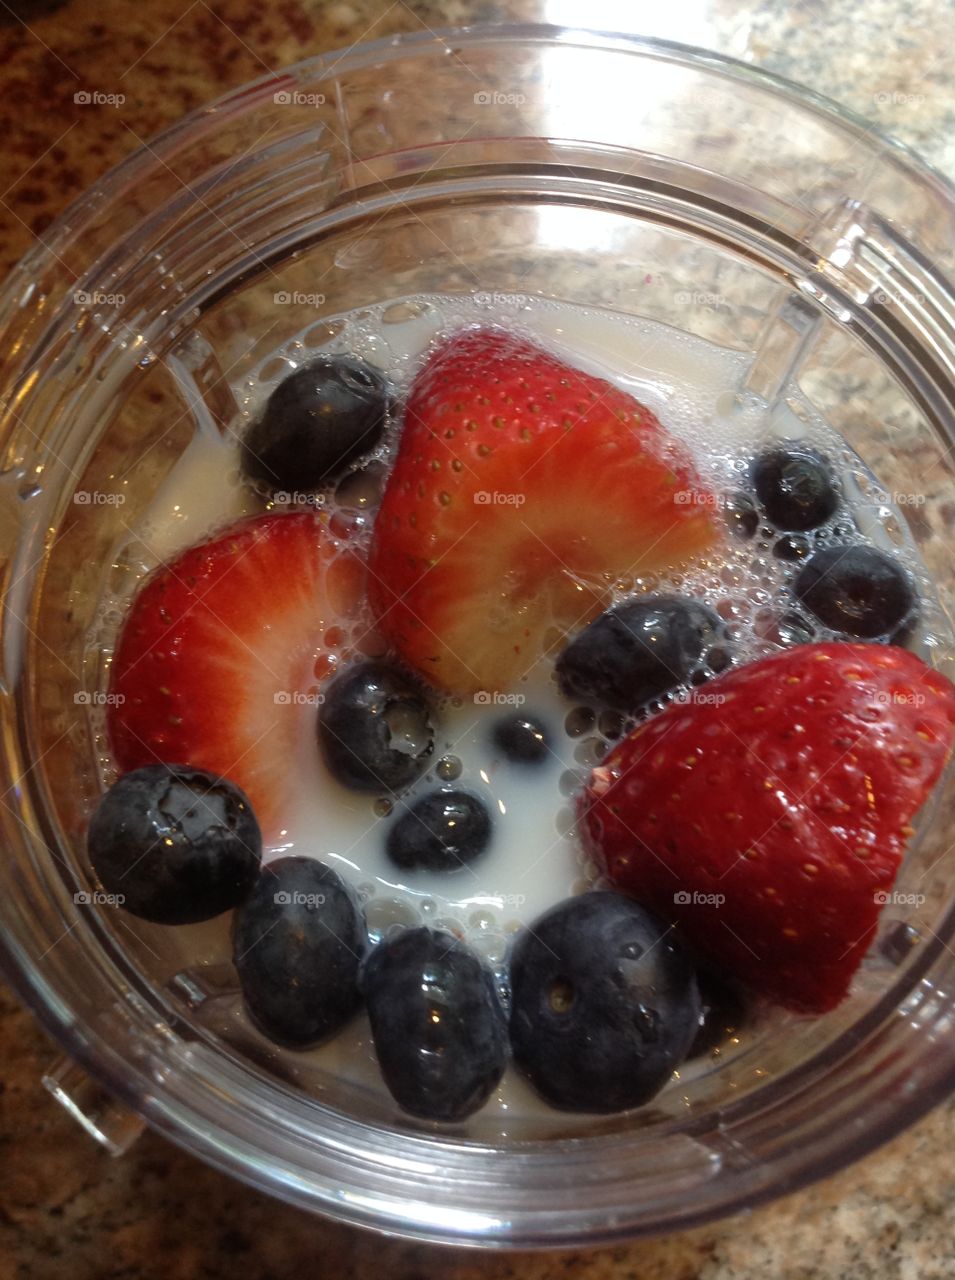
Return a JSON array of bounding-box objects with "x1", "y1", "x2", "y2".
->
[{"x1": 1, "y1": 2, "x2": 954, "y2": 1277}]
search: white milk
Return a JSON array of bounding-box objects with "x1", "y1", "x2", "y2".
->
[
  {"x1": 100, "y1": 292, "x2": 942, "y2": 952},
  {"x1": 86, "y1": 293, "x2": 949, "y2": 1127}
]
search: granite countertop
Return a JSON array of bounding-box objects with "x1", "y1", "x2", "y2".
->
[{"x1": 2, "y1": 1, "x2": 954, "y2": 1276}]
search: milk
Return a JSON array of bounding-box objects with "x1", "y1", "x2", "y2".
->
[{"x1": 85, "y1": 292, "x2": 949, "y2": 1128}]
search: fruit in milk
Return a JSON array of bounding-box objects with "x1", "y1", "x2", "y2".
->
[
  {"x1": 367, "y1": 327, "x2": 715, "y2": 693},
  {"x1": 581, "y1": 643, "x2": 955, "y2": 1013},
  {"x1": 84, "y1": 296, "x2": 955, "y2": 1121}
]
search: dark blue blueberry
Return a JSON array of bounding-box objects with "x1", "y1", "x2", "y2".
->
[
  {"x1": 87, "y1": 764, "x2": 261, "y2": 924},
  {"x1": 233, "y1": 856, "x2": 366, "y2": 1047},
  {"x1": 752, "y1": 445, "x2": 839, "y2": 531},
  {"x1": 687, "y1": 966, "x2": 749, "y2": 1059},
  {"x1": 243, "y1": 355, "x2": 390, "y2": 493},
  {"x1": 386, "y1": 790, "x2": 491, "y2": 873},
  {"x1": 794, "y1": 544, "x2": 917, "y2": 639},
  {"x1": 556, "y1": 596, "x2": 724, "y2": 712},
  {"x1": 492, "y1": 714, "x2": 549, "y2": 764},
  {"x1": 319, "y1": 662, "x2": 434, "y2": 792},
  {"x1": 725, "y1": 491, "x2": 759, "y2": 539},
  {"x1": 508, "y1": 893, "x2": 700, "y2": 1113},
  {"x1": 362, "y1": 927, "x2": 507, "y2": 1121}
]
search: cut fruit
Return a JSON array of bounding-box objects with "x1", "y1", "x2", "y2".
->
[
  {"x1": 368, "y1": 328, "x2": 717, "y2": 693},
  {"x1": 108, "y1": 511, "x2": 364, "y2": 839},
  {"x1": 580, "y1": 643, "x2": 955, "y2": 1012}
]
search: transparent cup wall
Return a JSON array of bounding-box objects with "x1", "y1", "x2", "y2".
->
[{"x1": 0, "y1": 27, "x2": 954, "y2": 1244}]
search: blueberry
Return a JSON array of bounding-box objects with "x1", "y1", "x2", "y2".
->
[
  {"x1": 725, "y1": 491, "x2": 759, "y2": 540},
  {"x1": 508, "y1": 893, "x2": 701, "y2": 1112},
  {"x1": 87, "y1": 765, "x2": 261, "y2": 924},
  {"x1": 362, "y1": 927, "x2": 507, "y2": 1121},
  {"x1": 233, "y1": 857, "x2": 366, "y2": 1047},
  {"x1": 243, "y1": 355, "x2": 390, "y2": 493},
  {"x1": 556, "y1": 596, "x2": 723, "y2": 712},
  {"x1": 319, "y1": 662, "x2": 434, "y2": 792},
  {"x1": 794, "y1": 544, "x2": 917, "y2": 638},
  {"x1": 752, "y1": 445, "x2": 839, "y2": 531},
  {"x1": 492, "y1": 714, "x2": 549, "y2": 764},
  {"x1": 386, "y1": 790, "x2": 491, "y2": 873}
]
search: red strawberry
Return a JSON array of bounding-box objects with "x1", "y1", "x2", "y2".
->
[
  {"x1": 368, "y1": 328, "x2": 716, "y2": 694},
  {"x1": 579, "y1": 643, "x2": 955, "y2": 1013},
  {"x1": 108, "y1": 512, "x2": 364, "y2": 839}
]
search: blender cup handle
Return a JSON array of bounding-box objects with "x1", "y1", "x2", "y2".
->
[{"x1": 42, "y1": 1054, "x2": 146, "y2": 1156}]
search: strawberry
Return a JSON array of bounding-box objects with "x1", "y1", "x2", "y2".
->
[
  {"x1": 368, "y1": 328, "x2": 716, "y2": 694},
  {"x1": 107, "y1": 512, "x2": 364, "y2": 840},
  {"x1": 579, "y1": 643, "x2": 955, "y2": 1013}
]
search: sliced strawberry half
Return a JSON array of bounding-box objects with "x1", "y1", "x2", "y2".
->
[
  {"x1": 580, "y1": 643, "x2": 955, "y2": 1013},
  {"x1": 108, "y1": 512, "x2": 364, "y2": 840},
  {"x1": 368, "y1": 328, "x2": 717, "y2": 694}
]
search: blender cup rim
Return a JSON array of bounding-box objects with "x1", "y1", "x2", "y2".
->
[{"x1": 1, "y1": 20, "x2": 953, "y2": 307}]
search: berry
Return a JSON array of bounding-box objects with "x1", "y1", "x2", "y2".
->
[
  {"x1": 362, "y1": 928, "x2": 507, "y2": 1121},
  {"x1": 492, "y1": 714, "x2": 550, "y2": 764},
  {"x1": 369, "y1": 328, "x2": 716, "y2": 694},
  {"x1": 233, "y1": 857, "x2": 366, "y2": 1047},
  {"x1": 795, "y1": 544, "x2": 917, "y2": 639},
  {"x1": 242, "y1": 356, "x2": 390, "y2": 493},
  {"x1": 752, "y1": 445, "x2": 839, "y2": 531},
  {"x1": 386, "y1": 790, "x2": 491, "y2": 873},
  {"x1": 319, "y1": 662, "x2": 434, "y2": 793},
  {"x1": 87, "y1": 765, "x2": 261, "y2": 924},
  {"x1": 556, "y1": 595, "x2": 723, "y2": 711},
  {"x1": 107, "y1": 512, "x2": 363, "y2": 839},
  {"x1": 508, "y1": 893, "x2": 701, "y2": 1113},
  {"x1": 581, "y1": 643, "x2": 955, "y2": 1012}
]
